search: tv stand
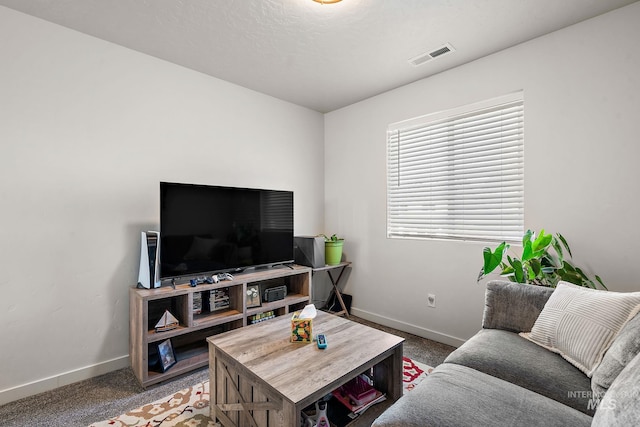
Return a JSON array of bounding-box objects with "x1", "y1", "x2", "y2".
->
[{"x1": 129, "y1": 264, "x2": 312, "y2": 387}]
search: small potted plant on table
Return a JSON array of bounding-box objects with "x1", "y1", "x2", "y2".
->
[{"x1": 321, "y1": 234, "x2": 344, "y2": 266}]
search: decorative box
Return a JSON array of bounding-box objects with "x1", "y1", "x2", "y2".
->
[{"x1": 291, "y1": 311, "x2": 313, "y2": 343}]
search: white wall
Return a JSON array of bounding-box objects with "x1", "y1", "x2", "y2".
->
[
  {"x1": 325, "y1": 2, "x2": 640, "y2": 346},
  {"x1": 0, "y1": 7, "x2": 324, "y2": 404}
]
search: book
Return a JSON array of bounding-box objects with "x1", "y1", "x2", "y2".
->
[
  {"x1": 331, "y1": 388, "x2": 386, "y2": 417},
  {"x1": 340, "y1": 374, "x2": 377, "y2": 405}
]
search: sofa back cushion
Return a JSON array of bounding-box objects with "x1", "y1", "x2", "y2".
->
[
  {"x1": 591, "y1": 351, "x2": 640, "y2": 426},
  {"x1": 483, "y1": 281, "x2": 554, "y2": 332},
  {"x1": 591, "y1": 312, "x2": 640, "y2": 395},
  {"x1": 520, "y1": 282, "x2": 640, "y2": 376}
]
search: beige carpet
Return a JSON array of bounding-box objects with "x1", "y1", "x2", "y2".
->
[
  {"x1": 0, "y1": 316, "x2": 454, "y2": 427},
  {"x1": 90, "y1": 357, "x2": 432, "y2": 427}
]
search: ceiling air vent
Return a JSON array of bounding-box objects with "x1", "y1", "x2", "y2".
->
[{"x1": 408, "y1": 43, "x2": 455, "y2": 67}]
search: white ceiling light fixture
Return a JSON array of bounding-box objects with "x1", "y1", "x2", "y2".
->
[{"x1": 312, "y1": 0, "x2": 342, "y2": 4}]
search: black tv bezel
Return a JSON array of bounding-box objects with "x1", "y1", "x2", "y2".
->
[{"x1": 159, "y1": 182, "x2": 294, "y2": 281}]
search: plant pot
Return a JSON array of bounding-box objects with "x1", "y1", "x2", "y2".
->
[{"x1": 325, "y1": 240, "x2": 344, "y2": 265}]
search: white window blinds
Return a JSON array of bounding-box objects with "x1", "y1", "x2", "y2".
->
[{"x1": 387, "y1": 92, "x2": 524, "y2": 243}]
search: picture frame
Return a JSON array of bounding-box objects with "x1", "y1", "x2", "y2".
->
[
  {"x1": 246, "y1": 284, "x2": 261, "y2": 308},
  {"x1": 157, "y1": 338, "x2": 177, "y2": 372}
]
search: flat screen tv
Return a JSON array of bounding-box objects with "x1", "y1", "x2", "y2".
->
[{"x1": 160, "y1": 182, "x2": 294, "y2": 279}]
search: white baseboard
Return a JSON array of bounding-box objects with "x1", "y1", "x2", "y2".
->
[
  {"x1": 351, "y1": 307, "x2": 466, "y2": 348},
  {"x1": 0, "y1": 355, "x2": 130, "y2": 406}
]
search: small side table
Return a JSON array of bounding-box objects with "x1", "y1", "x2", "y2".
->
[{"x1": 312, "y1": 262, "x2": 352, "y2": 318}]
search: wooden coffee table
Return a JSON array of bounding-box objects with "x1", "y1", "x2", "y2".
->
[{"x1": 207, "y1": 310, "x2": 404, "y2": 427}]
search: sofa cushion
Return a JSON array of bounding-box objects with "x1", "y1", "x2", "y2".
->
[
  {"x1": 521, "y1": 281, "x2": 640, "y2": 376},
  {"x1": 591, "y1": 312, "x2": 640, "y2": 395},
  {"x1": 483, "y1": 281, "x2": 554, "y2": 332},
  {"x1": 591, "y1": 352, "x2": 640, "y2": 426},
  {"x1": 444, "y1": 328, "x2": 595, "y2": 415},
  {"x1": 372, "y1": 363, "x2": 592, "y2": 427}
]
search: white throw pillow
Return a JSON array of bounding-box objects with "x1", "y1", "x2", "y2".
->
[{"x1": 520, "y1": 281, "x2": 640, "y2": 376}]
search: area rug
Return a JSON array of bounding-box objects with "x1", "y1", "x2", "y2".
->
[
  {"x1": 402, "y1": 356, "x2": 432, "y2": 392},
  {"x1": 90, "y1": 357, "x2": 432, "y2": 427}
]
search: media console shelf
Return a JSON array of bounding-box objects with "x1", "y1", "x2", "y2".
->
[{"x1": 130, "y1": 264, "x2": 312, "y2": 387}]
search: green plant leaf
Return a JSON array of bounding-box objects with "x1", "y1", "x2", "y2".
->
[
  {"x1": 521, "y1": 240, "x2": 533, "y2": 261},
  {"x1": 562, "y1": 262, "x2": 576, "y2": 273},
  {"x1": 482, "y1": 242, "x2": 508, "y2": 275},
  {"x1": 501, "y1": 257, "x2": 516, "y2": 277},
  {"x1": 319, "y1": 233, "x2": 343, "y2": 242},
  {"x1": 557, "y1": 233, "x2": 573, "y2": 258},
  {"x1": 501, "y1": 266, "x2": 515, "y2": 276},
  {"x1": 532, "y1": 229, "x2": 553, "y2": 252},
  {"x1": 511, "y1": 258, "x2": 524, "y2": 283},
  {"x1": 551, "y1": 237, "x2": 564, "y2": 264},
  {"x1": 595, "y1": 275, "x2": 607, "y2": 290},
  {"x1": 556, "y1": 265, "x2": 583, "y2": 284},
  {"x1": 529, "y1": 258, "x2": 542, "y2": 277},
  {"x1": 574, "y1": 267, "x2": 598, "y2": 289},
  {"x1": 522, "y1": 229, "x2": 534, "y2": 247},
  {"x1": 574, "y1": 267, "x2": 589, "y2": 280}
]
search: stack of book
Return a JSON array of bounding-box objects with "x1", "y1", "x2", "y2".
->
[
  {"x1": 331, "y1": 374, "x2": 386, "y2": 419},
  {"x1": 210, "y1": 287, "x2": 230, "y2": 311},
  {"x1": 193, "y1": 292, "x2": 202, "y2": 315},
  {"x1": 249, "y1": 310, "x2": 276, "y2": 324},
  {"x1": 300, "y1": 375, "x2": 386, "y2": 427}
]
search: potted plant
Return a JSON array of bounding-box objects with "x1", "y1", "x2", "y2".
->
[
  {"x1": 477, "y1": 229, "x2": 606, "y2": 289},
  {"x1": 321, "y1": 234, "x2": 344, "y2": 266}
]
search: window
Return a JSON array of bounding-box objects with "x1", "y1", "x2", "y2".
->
[{"x1": 387, "y1": 92, "x2": 524, "y2": 243}]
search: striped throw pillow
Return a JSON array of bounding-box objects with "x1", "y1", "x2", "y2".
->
[{"x1": 520, "y1": 282, "x2": 640, "y2": 376}]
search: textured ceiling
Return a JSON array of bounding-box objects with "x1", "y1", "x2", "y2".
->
[{"x1": 0, "y1": 0, "x2": 637, "y2": 112}]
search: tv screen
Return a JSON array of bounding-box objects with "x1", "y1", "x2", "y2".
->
[{"x1": 160, "y1": 182, "x2": 294, "y2": 279}]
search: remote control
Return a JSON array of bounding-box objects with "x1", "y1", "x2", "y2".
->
[{"x1": 317, "y1": 334, "x2": 327, "y2": 349}]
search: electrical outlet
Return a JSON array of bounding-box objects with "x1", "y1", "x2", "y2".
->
[{"x1": 427, "y1": 293, "x2": 436, "y2": 308}]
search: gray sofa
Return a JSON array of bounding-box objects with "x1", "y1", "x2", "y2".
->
[{"x1": 373, "y1": 281, "x2": 640, "y2": 427}]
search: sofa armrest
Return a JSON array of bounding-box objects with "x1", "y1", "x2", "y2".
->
[{"x1": 482, "y1": 280, "x2": 554, "y2": 332}]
